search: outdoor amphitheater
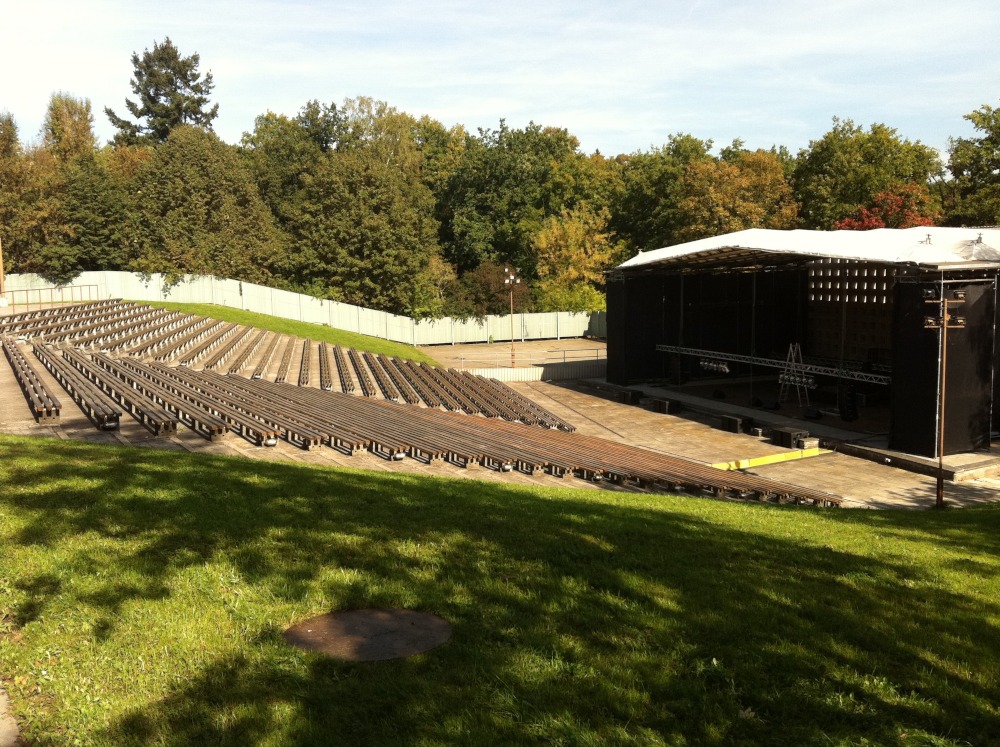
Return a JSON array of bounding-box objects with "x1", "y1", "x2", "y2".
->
[
  {"x1": 4, "y1": 296, "x2": 1000, "y2": 510},
  {"x1": 2, "y1": 298, "x2": 850, "y2": 503}
]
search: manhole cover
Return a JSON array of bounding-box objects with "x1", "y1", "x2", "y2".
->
[{"x1": 283, "y1": 609, "x2": 452, "y2": 661}]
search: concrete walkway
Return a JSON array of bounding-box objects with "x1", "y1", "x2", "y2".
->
[
  {"x1": 421, "y1": 338, "x2": 606, "y2": 371},
  {"x1": 0, "y1": 689, "x2": 19, "y2": 747}
]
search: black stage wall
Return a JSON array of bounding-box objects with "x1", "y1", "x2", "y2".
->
[
  {"x1": 995, "y1": 289, "x2": 1000, "y2": 433},
  {"x1": 890, "y1": 279, "x2": 996, "y2": 457},
  {"x1": 607, "y1": 269, "x2": 808, "y2": 385},
  {"x1": 606, "y1": 273, "x2": 669, "y2": 384}
]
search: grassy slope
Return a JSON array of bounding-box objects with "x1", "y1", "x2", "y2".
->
[
  {"x1": 135, "y1": 301, "x2": 437, "y2": 364},
  {"x1": 1, "y1": 434, "x2": 999, "y2": 746}
]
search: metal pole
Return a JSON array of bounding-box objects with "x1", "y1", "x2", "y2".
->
[
  {"x1": 937, "y1": 294, "x2": 948, "y2": 508},
  {"x1": 509, "y1": 287, "x2": 515, "y2": 368},
  {"x1": 504, "y1": 267, "x2": 520, "y2": 369},
  {"x1": 925, "y1": 282, "x2": 965, "y2": 509}
]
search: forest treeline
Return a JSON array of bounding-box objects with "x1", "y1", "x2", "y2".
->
[{"x1": 1, "y1": 38, "x2": 998, "y2": 318}]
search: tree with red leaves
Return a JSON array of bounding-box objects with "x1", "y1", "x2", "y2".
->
[{"x1": 834, "y1": 182, "x2": 940, "y2": 230}]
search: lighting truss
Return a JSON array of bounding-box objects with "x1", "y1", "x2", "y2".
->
[{"x1": 655, "y1": 345, "x2": 892, "y2": 385}]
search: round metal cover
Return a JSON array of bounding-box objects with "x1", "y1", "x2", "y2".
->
[{"x1": 283, "y1": 609, "x2": 452, "y2": 661}]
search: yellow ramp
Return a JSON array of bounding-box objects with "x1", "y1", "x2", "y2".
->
[{"x1": 712, "y1": 447, "x2": 829, "y2": 471}]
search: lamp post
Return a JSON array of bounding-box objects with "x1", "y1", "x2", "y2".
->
[
  {"x1": 504, "y1": 267, "x2": 520, "y2": 368},
  {"x1": 924, "y1": 286, "x2": 966, "y2": 508}
]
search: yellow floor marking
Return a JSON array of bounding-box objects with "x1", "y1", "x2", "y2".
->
[{"x1": 712, "y1": 447, "x2": 829, "y2": 471}]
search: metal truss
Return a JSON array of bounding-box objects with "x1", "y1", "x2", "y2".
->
[{"x1": 655, "y1": 345, "x2": 892, "y2": 385}]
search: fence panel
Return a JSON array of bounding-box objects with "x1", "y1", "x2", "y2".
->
[
  {"x1": 213, "y1": 278, "x2": 244, "y2": 309},
  {"x1": 270, "y1": 287, "x2": 303, "y2": 321},
  {"x1": 587, "y1": 311, "x2": 607, "y2": 339},
  {"x1": 451, "y1": 318, "x2": 485, "y2": 344},
  {"x1": 386, "y1": 312, "x2": 414, "y2": 343},
  {"x1": 486, "y1": 315, "x2": 518, "y2": 342},
  {"x1": 413, "y1": 317, "x2": 451, "y2": 345},
  {"x1": 522, "y1": 312, "x2": 559, "y2": 340},
  {"x1": 558, "y1": 312, "x2": 596, "y2": 338},
  {"x1": 242, "y1": 282, "x2": 273, "y2": 315},
  {"x1": 298, "y1": 294, "x2": 327, "y2": 325},
  {"x1": 327, "y1": 300, "x2": 358, "y2": 332},
  {"x1": 357, "y1": 306, "x2": 383, "y2": 337}
]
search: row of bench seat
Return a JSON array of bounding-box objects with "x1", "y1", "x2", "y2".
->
[
  {"x1": 207, "y1": 368, "x2": 838, "y2": 506},
  {"x1": 22, "y1": 303, "x2": 155, "y2": 343},
  {"x1": 67, "y1": 308, "x2": 180, "y2": 348},
  {"x1": 2, "y1": 337, "x2": 61, "y2": 422},
  {"x1": 33, "y1": 345, "x2": 121, "y2": 430},
  {"x1": 204, "y1": 325, "x2": 256, "y2": 370},
  {"x1": 60, "y1": 347, "x2": 179, "y2": 435}
]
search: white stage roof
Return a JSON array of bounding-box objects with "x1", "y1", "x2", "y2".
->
[{"x1": 617, "y1": 227, "x2": 1000, "y2": 273}]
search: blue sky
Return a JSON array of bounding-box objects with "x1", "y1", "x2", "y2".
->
[{"x1": 3, "y1": 0, "x2": 998, "y2": 158}]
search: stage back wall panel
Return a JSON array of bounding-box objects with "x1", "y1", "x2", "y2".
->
[
  {"x1": 607, "y1": 274, "x2": 669, "y2": 383},
  {"x1": 944, "y1": 281, "x2": 994, "y2": 453},
  {"x1": 890, "y1": 280, "x2": 995, "y2": 457},
  {"x1": 606, "y1": 275, "x2": 627, "y2": 384}
]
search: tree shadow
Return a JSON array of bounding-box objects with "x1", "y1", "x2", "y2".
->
[{"x1": 2, "y1": 435, "x2": 1000, "y2": 745}]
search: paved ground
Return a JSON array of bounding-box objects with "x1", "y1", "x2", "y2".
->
[
  {"x1": 422, "y1": 337, "x2": 606, "y2": 371},
  {"x1": 0, "y1": 690, "x2": 17, "y2": 747}
]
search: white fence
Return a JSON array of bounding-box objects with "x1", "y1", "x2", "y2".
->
[{"x1": 3, "y1": 271, "x2": 607, "y2": 346}]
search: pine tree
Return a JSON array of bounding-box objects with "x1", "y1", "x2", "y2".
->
[{"x1": 105, "y1": 37, "x2": 218, "y2": 146}]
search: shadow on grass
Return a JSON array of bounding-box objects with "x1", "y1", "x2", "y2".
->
[{"x1": 3, "y1": 435, "x2": 1000, "y2": 745}]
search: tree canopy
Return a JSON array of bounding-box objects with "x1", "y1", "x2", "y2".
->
[
  {"x1": 131, "y1": 126, "x2": 283, "y2": 284},
  {"x1": 793, "y1": 118, "x2": 941, "y2": 230},
  {"x1": 947, "y1": 100, "x2": 1000, "y2": 226},
  {"x1": 5, "y1": 42, "x2": 1000, "y2": 317}
]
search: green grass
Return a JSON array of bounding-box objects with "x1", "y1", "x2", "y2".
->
[
  {"x1": 134, "y1": 301, "x2": 437, "y2": 364},
  {"x1": 2, "y1": 433, "x2": 1000, "y2": 746}
]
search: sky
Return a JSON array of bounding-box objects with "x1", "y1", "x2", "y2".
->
[{"x1": 2, "y1": 0, "x2": 999, "y2": 158}]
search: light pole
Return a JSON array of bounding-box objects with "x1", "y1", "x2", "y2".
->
[
  {"x1": 924, "y1": 285, "x2": 966, "y2": 508},
  {"x1": 504, "y1": 267, "x2": 520, "y2": 368}
]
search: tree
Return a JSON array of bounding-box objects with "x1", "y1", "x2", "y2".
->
[
  {"x1": 532, "y1": 205, "x2": 623, "y2": 311},
  {"x1": 293, "y1": 148, "x2": 444, "y2": 317},
  {"x1": 240, "y1": 106, "x2": 332, "y2": 228},
  {"x1": 674, "y1": 147, "x2": 799, "y2": 241},
  {"x1": 131, "y1": 126, "x2": 283, "y2": 283},
  {"x1": 610, "y1": 134, "x2": 713, "y2": 253},
  {"x1": 834, "y1": 183, "x2": 940, "y2": 230},
  {"x1": 459, "y1": 261, "x2": 534, "y2": 316},
  {"x1": 41, "y1": 93, "x2": 97, "y2": 162},
  {"x1": 793, "y1": 118, "x2": 941, "y2": 229},
  {"x1": 0, "y1": 114, "x2": 33, "y2": 273},
  {"x1": 946, "y1": 100, "x2": 1000, "y2": 226},
  {"x1": 438, "y1": 121, "x2": 608, "y2": 277},
  {"x1": 0, "y1": 121, "x2": 80, "y2": 284},
  {"x1": 105, "y1": 37, "x2": 218, "y2": 146},
  {"x1": 60, "y1": 151, "x2": 136, "y2": 272}
]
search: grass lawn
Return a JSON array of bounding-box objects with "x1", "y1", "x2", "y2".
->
[
  {"x1": 134, "y1": 301, "x2": 438, "y2": 364},
  {"x1": 2, "y1": 433, "x2": 999, "y2": 746}
]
